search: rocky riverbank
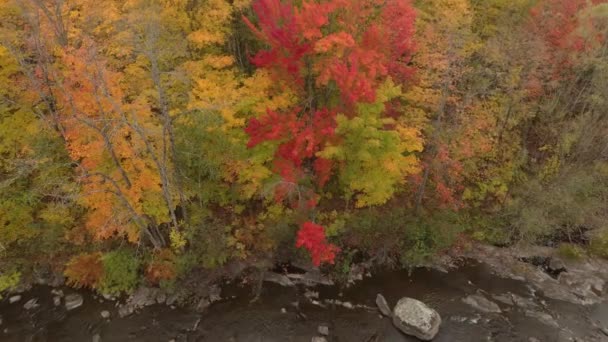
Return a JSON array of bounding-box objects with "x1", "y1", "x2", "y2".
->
[{"x1": 1, "y1": 243, "x2": 608, "y2": 341}]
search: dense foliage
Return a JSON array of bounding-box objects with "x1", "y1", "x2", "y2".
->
[{"x1": 0, "y1": 0, "x2": 606, "y2": 293}]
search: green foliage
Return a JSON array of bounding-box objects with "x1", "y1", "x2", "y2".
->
[
  {"x1": 504, "y1": 165, "x2": 608, "y2": 244},
  {"x1": 319, "y1": 80, "x2": 422, "y2": 207},
  {"x1": 178, "y1": 220, "x2": 231, "y2": 271},
  {"x1": 399, "y1": 212, "x2": 464, "y2": 266},
  {"x1": 589, "y1": 230, "x2": 608, "y2": 259},
  {"x1": 342, "y1": 207, "x2": 463, "y2": 266},
  {"x1": 557, "y1": 243, "x2": 586, "y2": 261},
  {"x1": 0, "y1": 270, "x2": 20, "y2": 299},
  {"x1": 99, "y1": 250, "x2": 141, "y2": 295}
]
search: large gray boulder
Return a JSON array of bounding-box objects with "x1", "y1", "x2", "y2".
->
[{"x1": 392, "y1": 297, "x2": 441, "y2": 341}]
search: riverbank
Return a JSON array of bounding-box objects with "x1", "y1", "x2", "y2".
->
[{"x1": 1, "y1": 243, "x2": 608, "y2": 341}]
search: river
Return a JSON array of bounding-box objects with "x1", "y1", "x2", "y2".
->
[{"x1": 1, "y1": 259, "x2": 607, "y2": 341}]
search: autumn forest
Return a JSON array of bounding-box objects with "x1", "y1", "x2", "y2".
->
[{"x1": 0, "y1": 0, "x2": 607, "y2": 295}]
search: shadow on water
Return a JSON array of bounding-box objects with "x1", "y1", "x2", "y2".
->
[{"x1": 0, "y1": 260, "x2": 604, "y2": 341}]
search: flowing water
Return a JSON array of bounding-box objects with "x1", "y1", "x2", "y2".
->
[{"x1": 1, "y1": 261, "x2": 606, "y2": 341}]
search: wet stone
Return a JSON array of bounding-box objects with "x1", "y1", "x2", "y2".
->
[
  {"x1": 53, "y1": 296, "x2": 61, "y2": 306},
  {"x1": 101, "y1": 310, "x2": 111, "y2": 319},
  {"x1": 51, "y1": 289, "x2": 64, "y2": 297},
  {"x1": 375, "y1": 294, "x2": 392, "y2": 317},
  {"x1": 392, "y1": 297, "x2": 441, "y2": 341},
  {"x1": 23, "y1": 298, "x2": 39, "y2": 310},
  {"x1": 118, "y1": 305, "x2": 134, "y2": 318},
  {"x1": 9, "y1": 295, "x2": 21, "y2": 304},
  {"x1": 463, "y1": 294, "x2": 501, "y2": 313},
  {"x1": 548, "y1": 257, "x2": 566, "y2": 272},
  {"x1": 492, "y1": 294, "x2": 514, "y2": 306},
  {"x1": 318, "y1": 324, "x2": 329, "y2": 336},
  {"x1": 65, "y1": 294, "x2": 84, "y2": 311},
  {"x1": 525, "y1": 310, "x2": 558, "y2": 328}
]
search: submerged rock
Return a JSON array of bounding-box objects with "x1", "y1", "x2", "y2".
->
[
  {"x1": 23, "y1": 298, "x2": 39, "y2": 310},
  {"x1": 65, "y1": 294, "x2": 84, "y2": 311},
  {"x1": 392, "y1": 297, "x2": 441, "y2": 341},
  {"x1": 492, "y1": 294, "x2": 514, "y2": 306},
  {"x1": 92, "y1": 333, "x2": 101, "y2": 342},
  {"x1": 53, "y1": 296, "x2": 61, "y2": 306},
  {"x1": 9, "y1": 295, "x2": 21, "y2": 304},
  {"x1": 375, "y1": 294, "x2": 392, "y2": 317},
  {"x1": 525, "y1": 310, "x2": 559, "y2": 327},
  {"x1": 311, "y1": 337, "x2": 327, "y2": 342},
  {"x1": 101, "y1": 310, "x2": 111, "y2": 319},
  {"x1": 511, "y1": 294, "x2": 537, "y2": 309},
  {"x1": 463, "y1": 294, "x2": 501, "y2": 313}
]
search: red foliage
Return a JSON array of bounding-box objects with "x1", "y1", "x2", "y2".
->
[
  {"x1": 530, "y1": 0, "x2": 608, "y2": 81},
  {"x1": 243, "y1": 0, "x2": 311, "y2": 86},
  {"x1": 244, "y1": 0, "x2": 417, "y2": 201},
  {"x1": 243, "y1": 0, "x2": 416, "y2": 104},
  {"x1": 245, "y1": 107, "x2": 336, "y2": 196},
  {"x1": 296, "y1": 221, "x2": 339, "y2": 266}
]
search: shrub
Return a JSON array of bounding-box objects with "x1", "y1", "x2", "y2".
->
[
  {"x1": 145, "y1": 249, "x2": 177, "y2": 286},
  {"x1": 557, "y1": 243, "x2": 586, "y2": 260},
  {"x1": 64, "y1": 252, "x2": 104, "y2": 289},
  {"x1": 99, "y1": 249, "x2": 140, "y2": 295},
  {"x1": 342, "y1": 208, "x2": 463, "y2": 266},
  {"x1": 589, "y1": 230, "x2": 608, "y2": 258},
  {"x1": 0, "y1": 270, "x2": 20, "y2": 299},
  {"x1": 399, "y1": 212, "x2": 464, "y2": 266}
]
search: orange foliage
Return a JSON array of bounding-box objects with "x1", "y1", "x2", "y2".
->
[
  {"x1": 145, "y1": 249, "x2": 177, "y2": 285},
  {"x1": 64, "y1": 252, "x2": 104, "y2": 289}
]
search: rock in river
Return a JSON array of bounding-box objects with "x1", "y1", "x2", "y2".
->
[
  {"x1": 392, "y1": 297, "x2": 441, "y2": 341},
  {"x1": 23, "y1": 298, "x2": 39, "y2": 310},
  {"x1": 65, "y1": 293, "x2": 84, "y2": 311},
  {"x1": 462, "y1": 294, "x2": 501, "y2": 313},
  {"x1": 317, "y1": 324, "x2": 329, "y2": 336},
  {"x1": 525, "y1": 310, "x2": 559, "y2": 328},
  {"x1": 376, "y1": 294, "x2": 392, "y2": 317}
]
